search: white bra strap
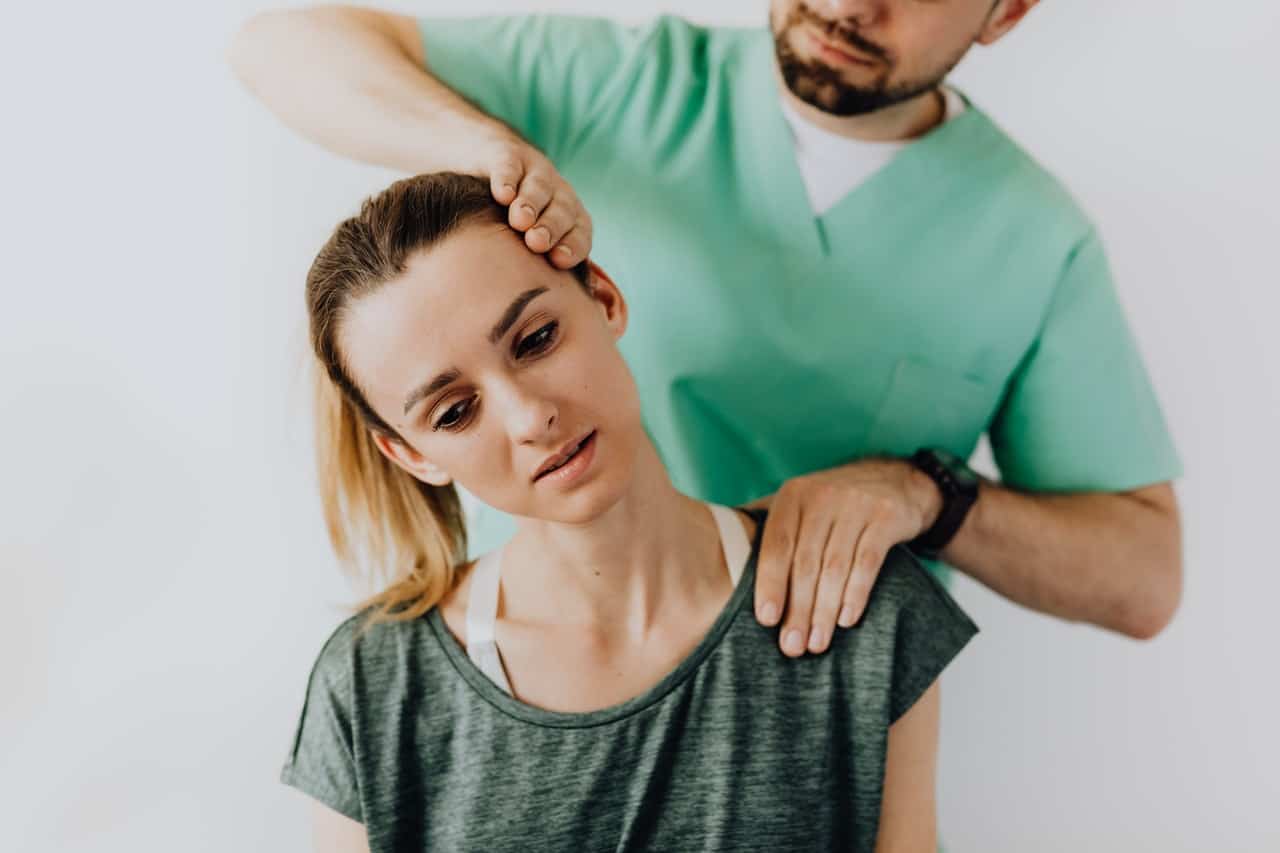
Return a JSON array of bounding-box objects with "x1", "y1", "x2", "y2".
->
[
  {"x1": 708, "y1": 504, "x2": 751, "y2": 586},
  {"x1": 465, "y1": 506, "x2": 749, "y2": 695},
  {"x1": 465, "y1": 551, "x2": 513, "y2": 695}
]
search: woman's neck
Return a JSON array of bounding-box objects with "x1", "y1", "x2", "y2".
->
[{"x1": 499, "y1": 441, "x2": 731, "y2": 640}]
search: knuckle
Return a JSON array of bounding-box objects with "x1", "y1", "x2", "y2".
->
[
  {"x1": 847, "y1": 567, "x2": 876, "y2": 591},
  {"x1": 822, "y1": 554, "x2": 850, "y2": 575},
  {"x1": 791, "y1": 552, "x2": 822, "y2": 582},
  {"x1": 520, "y1": 174, "x2": 551, "y2": 198},
  {"x1": 769, "y1": 530, "x2": 794, "y2": 557},
  {"x1": 814, "y1": 482, "x2": 839, "y2": 501},
  {"x1": 542, "y1": 203, "x2": 574, "y2": 230},
  {"x1": 494, "y1": 154, "x2": 522, "y2": 175}
]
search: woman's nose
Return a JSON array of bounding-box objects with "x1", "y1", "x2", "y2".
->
[{"x1": 503, "y1": 386, "x2": 559, "y2": 446}]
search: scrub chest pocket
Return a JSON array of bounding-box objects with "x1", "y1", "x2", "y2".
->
[{"x1": 863, "y1": 357, "x2": 997, "y2": 459}]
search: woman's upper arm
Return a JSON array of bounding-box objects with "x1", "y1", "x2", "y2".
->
[
  {"x1": 874, "y1": 681, "x2": 941, "y2": 853},
  {"x1": 312, "y1": 800, "x2": 370, "y2": 853}
]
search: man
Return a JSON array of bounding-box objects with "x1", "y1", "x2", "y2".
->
[{"x1": 230, "y1": 0, "x2": 1183, "y2": 657}]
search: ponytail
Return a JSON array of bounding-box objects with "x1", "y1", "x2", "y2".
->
[
  {"x1": 305, "y1": 173, "x2": 505, "y2": 627},
  {"x1": 312, "y1": 365, "x2": 466, "y2": 627}
]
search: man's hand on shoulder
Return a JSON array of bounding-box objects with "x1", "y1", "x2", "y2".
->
[{"x1": 749, "y1": 458, "x2": 943, "y2": 658}]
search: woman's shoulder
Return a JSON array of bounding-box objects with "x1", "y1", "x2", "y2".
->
[
  {"x1": 302, "y1": 589, "x2": 463, "y2": 693},
  {"x1": 850, "y1": 546, "x2": 979, "y2": 723},
  {"x1": 866, "y1": 546, "x2": 974, "y2": 627}
]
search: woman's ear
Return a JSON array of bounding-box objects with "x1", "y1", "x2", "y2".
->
[
  {"x1": 585, "y1": 261, "x2": 629, "y2": 339},
  {"x1": 371, "y1": 431, "x2": 453, "y2": 487}
]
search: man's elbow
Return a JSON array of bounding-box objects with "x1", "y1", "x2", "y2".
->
[
  {"x1": 1121, "y1": 536, "x2": 1184, "y2": 641},
  {"x1": 1110, "y1": 486, "x2": 1183, "y2": 640},
  {"x1": 1123, "y1": 565, "x2": 1182, "y2": 640}
]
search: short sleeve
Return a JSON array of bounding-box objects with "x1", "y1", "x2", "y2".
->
[
  {"x1": 989, "y1": 228, "x2": 1182, "y2": 492},
  {"x1": 415, "y1": 15, "x2": 643, "y2": 164},
  {"x1": 280, "y1": 625, "x2": 362, "y2": 822},
  {"x1": 883, "y1": 548, "x2": 980, "y2": 724}
]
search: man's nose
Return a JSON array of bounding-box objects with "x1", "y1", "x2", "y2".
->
[{"x1": 810, "y1": 0, "x2": 886, "y2": 28}]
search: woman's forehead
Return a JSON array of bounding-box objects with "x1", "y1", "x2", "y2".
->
[{"x1": 339, "y1": 224, "x2": 570, "y2": 409}]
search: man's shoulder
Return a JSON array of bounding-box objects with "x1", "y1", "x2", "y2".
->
[{"x1": 953, "y1": 97, "x2": 1098, "y2": 242}]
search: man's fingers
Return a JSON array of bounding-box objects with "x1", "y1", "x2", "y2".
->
[
  {"x1": 509, "y1": 173, "x2": 554, "y2": 231},
  {"x1": 754, "y1": 492, "x2": 801, "y2": 628},
  {"x1": 550, "y1": 224, "x2": 592, "y2": 268},
  {"x1": 807, "y1": 515, "x2": 862, "y2": 653},
  {"x1": 525, "y1": 195, "x2": 577, "y2": 254},
  {"x1": 841, "y1": 533, "x2": 889, "y2": 627},
  {"x1": 489, "y1": 155, "x2": 524, "y2": 206},
  {"x1": 778, "y1": 507, "x2": 833, "y2": 658}
]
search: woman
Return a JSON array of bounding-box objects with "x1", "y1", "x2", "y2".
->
[{"x1": 283, "y1": 172, "x2": 977, "y2": 852}]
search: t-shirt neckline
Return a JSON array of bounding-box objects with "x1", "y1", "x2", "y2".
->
[{"x1": 425, "y1": 508, "x2": 765, "y2": 729}]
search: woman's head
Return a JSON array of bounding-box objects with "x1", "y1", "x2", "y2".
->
[{"x1": 307, "y1": 173, "x2": 643, "y2": 621}]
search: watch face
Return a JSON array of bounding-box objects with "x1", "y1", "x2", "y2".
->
[{"x1": 928, "y1": 448, "x2": 980, "y2": 490}]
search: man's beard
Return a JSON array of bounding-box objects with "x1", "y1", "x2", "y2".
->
[{"x1": 772, "y1": 5, "x2": 968, "y2": 117}]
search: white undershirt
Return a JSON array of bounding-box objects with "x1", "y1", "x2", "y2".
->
[{"x1": 780, "y1": 86, "x2": 966, "y2": 216}]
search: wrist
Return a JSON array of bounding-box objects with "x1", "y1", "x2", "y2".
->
[
  {"x1": 435, "y1": 114, "x2": 522, "y2": 175},
  {"x1": 905, "y1": 460, "x2": 945, "y2": 533},
  {"x1": 905, "y1": 448, "x2": 980, "y2": 558}
]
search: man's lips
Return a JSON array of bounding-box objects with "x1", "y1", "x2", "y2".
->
[{"x1": 805, "y1": 28, "x2": 879, "y2": 66}]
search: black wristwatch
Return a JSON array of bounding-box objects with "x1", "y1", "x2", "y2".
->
[{"x1": 907, "y1": 448, "x2": 980, "y2": 558}]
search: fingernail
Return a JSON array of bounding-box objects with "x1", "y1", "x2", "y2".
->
[
  {"x1": 521, "y1": 203, "x2": 536, "y2": 217},
  {"x1": 760, "y1": 602, "x2": 779, "y2": 625},
  {"x1": 783, "y1": 629, "x2": 804, "y2": 655},
  {"x1": 555, "y1": 245, "x2": 573, "y2": 258},
  {"x1": 808, "y1": 626, "x2": 826, "y2": 651},
  {"x1": 530, "y1": 226, "x2": 549, "y2": 244},
  {"x1": 838, "y1": 606, "x2": 855, "y2": 627},
  {"x1": 501, "y1": 183, "x2": 515, "y2": 196}
]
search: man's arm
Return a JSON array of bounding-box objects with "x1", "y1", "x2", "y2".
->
[
  {"x1": 227, "y1": 6, "x2": 593, "y2": 264},
  {"x1": 936, "y1": 478, "x2": 1182, "y2": 640},
  {"x1": 751, "y1": 460, "x2": 1182, "y2": 654},
  {"x1": 228, "y1": 6, "x2": 481, "y2": 174}
]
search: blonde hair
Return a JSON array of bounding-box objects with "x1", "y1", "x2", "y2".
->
[{"x1": 305, "y1": 172, "x2": 588, "y2": 626}]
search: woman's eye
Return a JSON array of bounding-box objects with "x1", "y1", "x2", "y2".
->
[
  {"x1": 515, "y1": 321, "x2": 559, "y2": 358},
  {"x1": 433, "y1": 397, "x2": 474, "y2": 432}
]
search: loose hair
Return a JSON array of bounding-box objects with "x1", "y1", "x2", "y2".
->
[{"x1": 305, "y1": 172, "x2": 587, "y2": 626}]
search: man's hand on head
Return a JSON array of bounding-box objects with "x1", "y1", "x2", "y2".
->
[{"x1": 478, "y1": 133, "x2": 594, "y2": 269}]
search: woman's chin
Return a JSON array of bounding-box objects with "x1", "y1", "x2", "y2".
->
[{"x1": 532, "y1": 442, "x2": 641, "y2": 526}]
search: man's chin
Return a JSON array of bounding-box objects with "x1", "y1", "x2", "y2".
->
[{"x1": 783, "y1": 72, "x2": 895, "y2": 117}]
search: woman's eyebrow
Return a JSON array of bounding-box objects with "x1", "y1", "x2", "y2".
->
[
  {"x1": 403, "y1": 368, "x2": 460, "y2": 417},
  {"x1": 489, "y1": 287, "x2": 548, "y2": 344},
  {"x1": 402, "y1": 287, "x2": 551, "y2": 417}
]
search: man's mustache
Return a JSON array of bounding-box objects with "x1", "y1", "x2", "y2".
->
[{"x1": 789, "y1": 3, "x2": 893, "y2": 65}]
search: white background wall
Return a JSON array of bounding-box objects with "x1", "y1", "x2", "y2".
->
[{"x1": 2, "y1": 1, "x2": 1276, "y2": 850}]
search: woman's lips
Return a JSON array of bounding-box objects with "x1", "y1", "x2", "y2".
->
[{"x1": 533, "y1": 430, "x2": 598, "y2": 487}]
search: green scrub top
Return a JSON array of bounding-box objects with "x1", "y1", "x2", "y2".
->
[{"x1": 416, "y1": 15, "x2": 1182, "y2": 579}]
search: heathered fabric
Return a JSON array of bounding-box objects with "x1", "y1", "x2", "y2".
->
[{"x1": 282, "y1": 510, "x2": 978, "y2": 851}]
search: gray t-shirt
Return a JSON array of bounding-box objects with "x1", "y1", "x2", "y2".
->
[{"x1": 281, "y1": 510, "x2": 978, "y2": 851}]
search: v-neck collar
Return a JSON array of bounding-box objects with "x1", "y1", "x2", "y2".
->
[{"x1": 737, "y1": 31, "x2": 986, "y2": 255}]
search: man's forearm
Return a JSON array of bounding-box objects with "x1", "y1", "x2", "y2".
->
[
  {"x1": 228, "y1": 6, "x2": 505, "y2": 173},
  {"x1": 937, "y1": 479, "x2": 1183, "y2": 639}
]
